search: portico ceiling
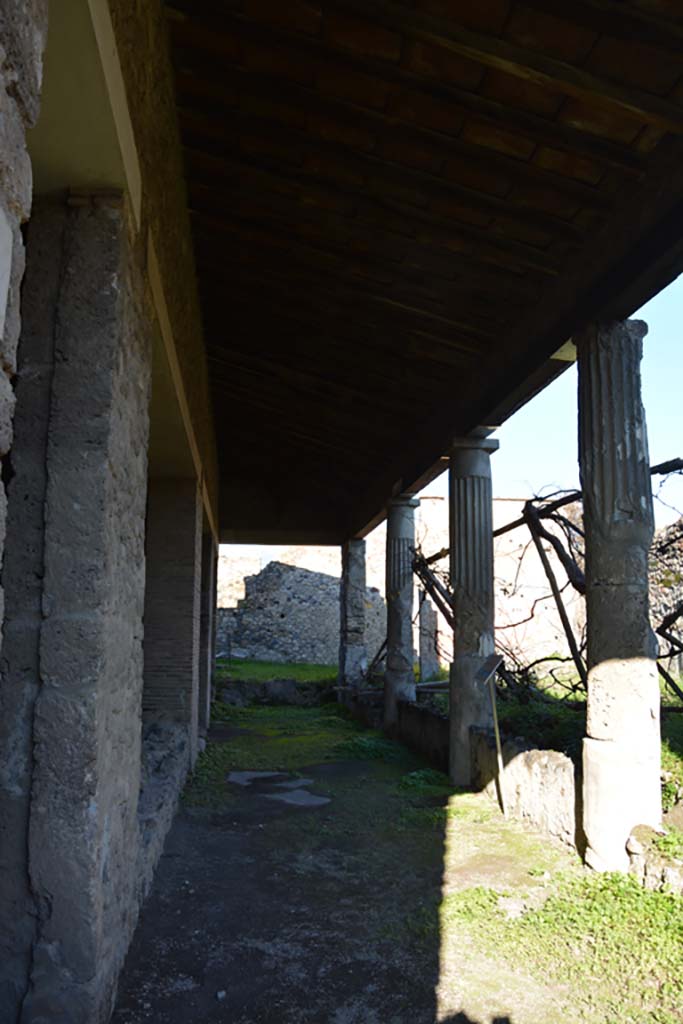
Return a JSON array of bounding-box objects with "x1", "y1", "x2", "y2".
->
[{"x1": 164, "y1": 0, "x2": 683, "y2": 544}]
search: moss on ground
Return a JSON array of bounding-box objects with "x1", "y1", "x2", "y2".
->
[{"x1": 185, "y1": 703, "x2": 415, "y2": 807}]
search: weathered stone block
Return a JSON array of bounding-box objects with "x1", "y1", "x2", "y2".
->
[
  {"x1": 0, "y1": 89, "x2": 33, "y2": 219},
  {"x1": 471, "y1": 727, "x2": 579, "y2": 849},
  {"x1": 0, "y1": 0, "x2": 49, "y2": 127},
  {"x1": 0, "y1": 365, "x2": 14, "y2": 457},
  {"x1": 583, "y1": 737, "x2": 660, "y2": 873}
]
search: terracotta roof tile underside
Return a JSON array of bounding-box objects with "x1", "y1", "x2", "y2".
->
[{"x1": 164, "y1": 0, "x2": 683, "y2": 544}]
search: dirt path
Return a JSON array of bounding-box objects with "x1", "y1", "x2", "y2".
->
[{"x1": 111, "y1": 707, "x2": 582, "y2": 1024}]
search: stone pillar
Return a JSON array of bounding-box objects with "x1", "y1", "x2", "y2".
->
[
  {"x1": 143, "y1": 478, "x2": 203, "y2": 767},
  {"x1": 577, "y1": 320, "x2": 661, "y2": 872},
  {"x1": 384, "y1": 496, "x2": 419, "y2": 728},
  {"x1": 449, "y1": 436, "x2": 499, "y2": 785},
  {"x1": 199, "y1": 533, "x2": 217, "y2": 732},
  {"x1": 338, "y1": 539, "x2": 368, "y2": 689},
  {"x1": 419, "y1": 592, "x2": 440, "y2": 682},
  {"x1": 0, "y1": 198, "x2": 152, "y2": 1022}
]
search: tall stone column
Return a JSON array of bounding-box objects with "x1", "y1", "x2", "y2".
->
[
  {"x1": 419, "y1": 592, "x2": 440, "y2": 682},
  {"x1": 338, "y1": 539, "x2": 367, "y2": 689},
  {"x1": 384, "y1": 496, "x2": 419, "y2": 728},
  {"x1": 577, "y1": 320, "x2": 661, "y2": 872},
  {"x1": 0, "y1": 199, "x2": 152, "y2": 1021},
  {"x1": 449, "y1": 436, "x2": 499, "y2": 785}
]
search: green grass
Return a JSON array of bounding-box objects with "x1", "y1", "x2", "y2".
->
[
  {"x1": 184, "y1": 704, "x2": 358, "y2": 805},
  {"x1": 496, "y1": 694, "x2": 586, "y2": 762},
  {"x1": 215, "y1": 657, "x2": 337, "y2": 684},
  {"x1": 440, "y1": 872, "x2": 683, "y2": 1023},
  {"x1": 654, "y1": 827, "x2": 683, "y2": 862},
  {"x1": 662, "y1": 713, "x2": 683, "y2": 810},
  {"x1": 184, "y1": 703, "x2": 415, "y2": 806},
  {"x1": 495, "y1": 692, "x2": 683, "y2": 814}
]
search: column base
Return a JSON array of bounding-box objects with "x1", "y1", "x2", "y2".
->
[
  {"x1": 384, "y1": 666, "x2": 416, "y2": 730},
  {"x1": 449, "y1": 655, "x2": 494, "y2": 786},
  {"x1": 339, "y1": 643, "x2": 368, "y2": 689},
  {"x1": 583, "y1": 735, "x2": 661, "y2": 873}
]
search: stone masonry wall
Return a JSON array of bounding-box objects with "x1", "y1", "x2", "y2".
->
[
  {"x1": 0, "y1": 196, "x2": 154, "y2": 1024},
  {"x1": 650, "y1": 518, "x2": 683, "y2": 677},
  {"x1": 0, "y1": 6, "x2": 50, "y2": 1015},
  {"x1": 217, "y1": 561, "x2": 386, "y2": 666}
]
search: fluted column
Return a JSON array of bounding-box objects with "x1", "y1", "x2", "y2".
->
[
  {"x1": 578, "y1": 319, "x2": 661, "y2": 872},
  {"x1": 338, "y1": 539, "x2": 368, "y2": 689},
  {"x1": 449, "y1": 436, "x2": 499, "y2": 785},
  {"x1": 384, "y1": 496, "x2": 419, "y2": 728},
  {"x1": 419, "y1": 592, "x2": 439, "y2": 682}
]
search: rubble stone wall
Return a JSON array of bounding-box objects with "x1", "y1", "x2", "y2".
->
[
  {"x1": 0, "y1": 0, "x2": 48, "y2": 647},
  {"x1": 217, "y1": 561, "x2": 387, "y2": 666}
]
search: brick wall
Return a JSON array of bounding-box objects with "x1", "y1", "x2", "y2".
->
[
  {"x1": 199, "y1": 533, "x2": 217, "y2": 730},
  {"x1": 143, "y1": 478, "x2": 202, "y2": 763}
]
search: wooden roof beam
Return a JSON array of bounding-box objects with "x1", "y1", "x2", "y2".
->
[
  {"x1": 165, "y1": 4, "x2": 647, "y2": 174},
  {"x1": 196, "y1": 255, "x2": 498, "y2": 347},
  {"x1": 522, "y1": 0, "x2": 683, "y2": 52},
  {"x1": 325, "y1": 0, "x2": 683, "y2": 133},
  {"x1": 189, "y1": 208, "x2": 521, "y2": 325},
  {"x1": 184, "y1": 146, "x2": 564, "y2": 279},
  {"x1": 173, "y1": 57, "x2": 613, "y2": 210},
  {"x1": 178, "y1": 105, "x2": 588, "y2": 243},
  {"x1": 188, "y1": 183, "x2": 538, "y2": 307},
  {"x1": 202, "y1": 303, "x2": 475, "y2": 397}
]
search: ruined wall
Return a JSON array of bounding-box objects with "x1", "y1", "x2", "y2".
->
[
  {"x1": 471, "y1": 728, "x2": 580, "y2": 849},
  {"x1": 650, "y1": 519, "x2": 683, "y2": 677},
  {"x1": 0, "y1": 197, "x2": 154, "y2": 1024},
  {"x1": 217, "y1": 561, "x2": 386, "y2": 666}
]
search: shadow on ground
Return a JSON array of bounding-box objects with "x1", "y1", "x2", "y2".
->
[{"x1": 113, "y1": 705, "x2": 567, "y2": 1023}]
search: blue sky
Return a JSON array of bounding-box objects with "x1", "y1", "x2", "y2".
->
[{"x1": 426, "y1": 277, "x2": 683, "y2": 527}]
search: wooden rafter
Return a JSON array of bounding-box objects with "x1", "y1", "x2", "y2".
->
[
  {"x1": 521, "y1": 0, "x2": 683, "y2": 52},
  {"x1": 173, "y1": 57, "x2": 614, "y2": 210},
  {"x1": 178, "y1": 105, "x2": 588, "y2": 242},
  {"x1": 184, "y1": 146, "x2": 566, "y2": 278},
  {"x1": 323, "y1": 0, "x2": 683, "y2": 132},
  {"x1": 165, "y1": 3, "x2": 647, "y2": 173}
]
